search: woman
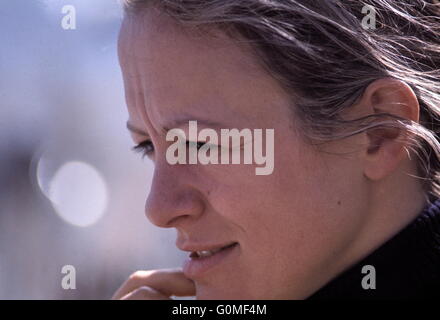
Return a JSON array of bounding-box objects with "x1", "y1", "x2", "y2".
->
[{"x1": 113, "y1": 0, "x2": 440, "y2": 299}]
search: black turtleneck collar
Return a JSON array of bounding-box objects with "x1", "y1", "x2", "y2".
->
[{"x1": 308, "y1": 198, "x2": 440, "y2": 299}]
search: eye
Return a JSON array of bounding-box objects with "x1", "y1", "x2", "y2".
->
[
  {"x1": 132, "y1": 140, "x2": 155, "y2": 158},
  {"x1": 186, "y1": 140, "x2": 207, "y2": 150}
]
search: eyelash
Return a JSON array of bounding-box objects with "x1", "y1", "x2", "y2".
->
[
  {"x1": 132, "y1": 140, "x2": 207, "y2": 159},
  {"x1": 132, "y1": 140, "x2": 155, "y2": 159}
]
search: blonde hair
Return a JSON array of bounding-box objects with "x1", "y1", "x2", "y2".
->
[{"x1": 124, "y1": 0, "x2": 440, "y2": 201}]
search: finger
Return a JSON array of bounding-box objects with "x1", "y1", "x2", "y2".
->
[
  {"x1": 120, "y1": 286, "x2": 170, "y2": 300},
  {"x1": 112, "y1": 268, "x2": 195, "y2": 300}
]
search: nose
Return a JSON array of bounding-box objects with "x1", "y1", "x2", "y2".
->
[{"x1": 145, "y1": 161, "x2": 205, "y2": 228}]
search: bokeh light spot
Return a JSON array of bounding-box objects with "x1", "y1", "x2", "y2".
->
[{"x1": 48, "y1": 161, "x2": 108, "y2": 227}]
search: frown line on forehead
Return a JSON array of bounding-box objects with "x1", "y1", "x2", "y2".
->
[{"x1": 127, "y1": 114, "x2": 230, "y2": 137}]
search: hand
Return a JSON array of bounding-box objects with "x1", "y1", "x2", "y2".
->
[{"x1": 112, "y1": 268, "x2": 196, "y2": 300}]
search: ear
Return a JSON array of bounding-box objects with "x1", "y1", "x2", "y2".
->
[{"x1": 358, "y1": 78, "x2": 420, "y2": 181}]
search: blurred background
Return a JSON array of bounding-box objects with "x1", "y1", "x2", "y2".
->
[{"x1": 0, "y1": 0, "x2": 185, "y2": 299}]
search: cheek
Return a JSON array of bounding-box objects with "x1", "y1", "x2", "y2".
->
[
  {"x1": 205, "y1": 138, "x2": 367, "y2": 296},
  {"x1": 203, "y1": 131, "x2": 365, "y2": 244},
  {"x1": 203, "y1": 134, "x2": 335, "y2": 242}
]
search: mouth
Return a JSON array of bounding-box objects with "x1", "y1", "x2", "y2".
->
[
  {"x1": 189, "y1": 242, "x2": 238, "y2": 259},
  {"x1": 182, "y1": 242, "x2": 239, "y2": 279}
]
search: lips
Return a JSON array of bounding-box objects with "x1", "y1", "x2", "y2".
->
[
  {"x1": 189, "y1": 242, "x2": 238, "y2": 259},
  {"x1": 181, "y1": 242, "x2": 239, "y2": 279}
]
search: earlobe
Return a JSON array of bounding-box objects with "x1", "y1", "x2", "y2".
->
[{"x1": 360, "y1": 79, "x2": 420, "y2": 181}]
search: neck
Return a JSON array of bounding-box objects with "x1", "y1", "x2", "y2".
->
[
  {"x1": 356, "y1": 159, "x2": 428, "y2": 260},
  {"x1": 312, "y1": 160, "x2": 429, "y2": 298},
  {"x1": 308, "y1": 195, "x2": 440, "y2": 299}
]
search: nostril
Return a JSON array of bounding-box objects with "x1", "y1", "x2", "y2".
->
[
  {"x1": 165, "y1": 214, "x2": 192, "y2": 228},
  {"x1": 144, "y1": 166, "x2": 205, "y2": 228},
  {"x1": 145, "y1": 190, "x2": 205, "y2": 228}
]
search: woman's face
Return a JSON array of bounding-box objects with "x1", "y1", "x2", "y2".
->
[{"x1": 118, "y1": 10, "x2": 369, "y2": 299}]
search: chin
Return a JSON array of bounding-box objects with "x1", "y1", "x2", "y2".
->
[
  {"x1": 195, "y1": 284, "x2": 258, "y2": 300},
  {"x1": 196, "y1": 287, "x2": 233, "y2": 300}
]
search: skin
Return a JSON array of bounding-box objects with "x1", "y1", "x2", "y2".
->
[{"x1": 114, "y1": 7, "x2": 427, "y2": 299}]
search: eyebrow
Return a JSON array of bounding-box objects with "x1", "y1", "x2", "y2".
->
[
  {"x1": 162, "y1": 116, "x2": 226, "y2": 132},
  {"x1": 127, "y1": 116, "x2": 227, "y2": 136}
]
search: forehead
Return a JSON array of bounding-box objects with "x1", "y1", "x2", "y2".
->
[
  {"x1": 118, "y1": 8, "x2": 290, "y2": 132},
  {"x1": 119, "y1": 11, "x2": 268, "y2": 83}
]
